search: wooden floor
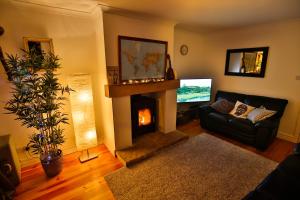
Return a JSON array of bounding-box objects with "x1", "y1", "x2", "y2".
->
[
  {"x1": 15, "y1": 145, "x2": 123, "y2": 200},
  {"x1": 15, "y1": 120, "x2": 295, "y2": 199}
]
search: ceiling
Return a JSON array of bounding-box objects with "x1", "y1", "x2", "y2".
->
[
  {"x1": 99, "y1": 0, "x2": 300, "y2": 27},
  {"x1": 15, "y1": 0, "x2": 300, "y2": 31}
]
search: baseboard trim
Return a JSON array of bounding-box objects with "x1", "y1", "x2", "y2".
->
[
  {"x1": 277, "y1": 131, "x2": 299, "y2": 143},
  {"x1": 19, "y1": 146, "x2": 78, "y2": 168}
]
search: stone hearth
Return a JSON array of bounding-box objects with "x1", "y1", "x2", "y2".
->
[{"x1": 116, "y1": 130, "x2": 188, "y2": 166}]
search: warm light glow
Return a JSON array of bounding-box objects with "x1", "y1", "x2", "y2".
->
[
  {"x1": 72, "y1": 111, "x2": 85, "y2": 123},
  {"x1": 85, "y1": 130, "x2": 97, "y2": 141},
  {"x1": 69, "y1": 74, "x2": 97, "y2": 151},
  {"x1": 138, "y1": 108, "x2": 152, "y2": 126},
  {"x1": 79, "y1": 91, "x2": 91, "y2": 102}
]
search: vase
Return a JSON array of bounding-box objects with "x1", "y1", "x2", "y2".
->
[
  {"x1": 166, "y1": 54, "x2": 175, "y2": 80},
  {"x1": 40, "y1": 149, "x2": 63, "y2": 177},
  {"x1": 166, "y1": 66, "x2": 175, "y2": 80}
]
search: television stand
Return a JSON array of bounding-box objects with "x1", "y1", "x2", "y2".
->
[
  {"x1": 176, "y1": 105, "x2": 200, "y2": 125},
  {"x1": 176, "y1": 102, "x2": 210, "y2": 125}
]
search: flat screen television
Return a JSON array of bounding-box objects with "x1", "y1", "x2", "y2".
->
[{"x1": 177, "y1": 79, "x2": 212, "y2": 103}]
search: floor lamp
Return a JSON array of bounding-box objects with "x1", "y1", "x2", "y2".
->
[{"x1": 69, "y1": 74, "x2": 99, "y2": 163}]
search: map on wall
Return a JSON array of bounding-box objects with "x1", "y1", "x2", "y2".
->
[{"x1": 119, "y1": 36, "x2": 167, "y2": 81}]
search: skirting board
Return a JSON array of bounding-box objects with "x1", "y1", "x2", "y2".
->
[
  {"x1": 18, "y1": 146, "x2": 78, "y2": 168},
  {"x1": 277, "y1": 131, "x2": 299, "y2": 143},
  {"x1": 16, "y1": 139, "x2": 104, "y2": 168}
]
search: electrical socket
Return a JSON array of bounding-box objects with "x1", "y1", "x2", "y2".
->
[{"x1": 296, "y1": 75, "x2": 300, "y2": 80}]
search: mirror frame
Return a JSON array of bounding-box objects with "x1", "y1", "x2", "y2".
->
[{"x1": 224, "y1": 47, "x2": 269, "y2": 78}]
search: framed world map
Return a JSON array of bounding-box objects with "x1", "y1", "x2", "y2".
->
[{"x1": 118, "y1": 36, "x2": 168, "y2": 82}]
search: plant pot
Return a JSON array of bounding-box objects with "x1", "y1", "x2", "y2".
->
[{"x1": 40, "y1": 149, "x2": 63, "y2": 177}]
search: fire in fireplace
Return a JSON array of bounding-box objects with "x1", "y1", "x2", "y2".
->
[
  {"x1": 138, "y1": 108, "x2": 152, "y2": 126},
  {"x1": 131, "y1": 95, "x2": 156, "y2": 139}
]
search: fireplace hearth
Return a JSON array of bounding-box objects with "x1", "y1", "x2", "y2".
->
[{"x1": 131, "y1": 95, "x2": 156, "y2": 139}]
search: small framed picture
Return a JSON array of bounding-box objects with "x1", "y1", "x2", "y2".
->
[{"x1": 23, "y1": 37, "x2": 54, "y2": 55}]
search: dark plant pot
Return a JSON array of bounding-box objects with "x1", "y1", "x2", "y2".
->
[{"x1": 40, "y1": 149, "x2": 63, "y2": 177}]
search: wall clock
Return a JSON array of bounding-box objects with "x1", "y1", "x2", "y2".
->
[{"x1": 180, "y1": 44, "x2": 188, "y2": 55}]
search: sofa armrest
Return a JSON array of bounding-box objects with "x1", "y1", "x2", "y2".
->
[
  {"x1": 199, "y1": 105, "x2": 215, "y2": 115},
  {"x1": 198, "y1": 105, "x2": 215, "y2": 129},
  {"x1": 254, "y1": 119, "x2": 279, "y2": 129},
  {"x1": 254, "y1": 119, "x2": 279, "y2": 150}
]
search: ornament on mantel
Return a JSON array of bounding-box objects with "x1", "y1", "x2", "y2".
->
[{"x1": 165, "y1": 54, "x2": 175, "y2": 80}]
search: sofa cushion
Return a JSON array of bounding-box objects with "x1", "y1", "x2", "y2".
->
[
  {"x1": 230, "y1": 101, "x2": 255, "y2": 119},
  {"x1": 207, "y1": 112, "x2": 228, "y2": 124},
  {"x1": 277, "y1": 154, "x2": 300, "y2": 179},
  {"x1": 255, "y1": 169, "x2": 299, "y2": 200},
  {"x1": 216, "y1": 90, "x2": 288, "y2": 119},
  {"x1": 243, "y1": 153, "x2": 300, "y2": 200},
  {"x1": 210, "y1": 98, "x2": 235, "y2": 114},
  {"x1": 229, "y1": 118, "x2": 256, "y2": 134},
  {"x1": 247, "y1": 107, "x2": 277, "y2": 123}
]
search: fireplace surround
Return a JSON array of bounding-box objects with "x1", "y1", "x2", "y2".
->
[
  {"x1": 131, "y1": 95, "x2": 157, "y2": 140},
  {"x1": 104, "y1": 80, "x2": 179, "y2": 154}
]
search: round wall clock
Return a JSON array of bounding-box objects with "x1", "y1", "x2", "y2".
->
[{"x1": 180, "y1": 44, "x2": 188, "y2": 55}]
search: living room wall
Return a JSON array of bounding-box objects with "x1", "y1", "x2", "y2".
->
[
  {"x1": 0, "y1": 1, "x2": 112, "y2": 166},
  {"x1": 174, "y1": 19, "x2": 300, "y2": 142},
  {"x1": 103, "y1": 13, "x2": 175, "y2": 65}
]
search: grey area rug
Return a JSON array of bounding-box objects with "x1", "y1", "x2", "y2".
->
[{"x1": 105, "y1": 133, "x2": 277, "y2": 200}]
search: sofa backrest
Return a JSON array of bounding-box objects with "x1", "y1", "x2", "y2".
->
[{"x1": 215, "y1": 90, "x2": 288, "y2": 119}]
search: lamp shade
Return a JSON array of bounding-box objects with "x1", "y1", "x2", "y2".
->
[{"x1": 69, "y1": 74, "x2": 97, "y2": 151}]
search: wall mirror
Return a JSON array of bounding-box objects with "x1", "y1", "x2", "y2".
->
[
  {"x1": 225, "y1": 47, "x2": 269, "y2": 78},
  {"x1": 23, "y1": 37, "x2": 54, "y2": 55}
]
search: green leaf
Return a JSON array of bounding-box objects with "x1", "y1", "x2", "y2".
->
[{"x1": 4, "y1": 50, "x2": 73, "y2": 156}]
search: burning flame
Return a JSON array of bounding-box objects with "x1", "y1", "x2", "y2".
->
[{"x1": 138, "y1": 108, "x2": 152, "y2": 126}]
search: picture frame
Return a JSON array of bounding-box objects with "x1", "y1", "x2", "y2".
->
[
  {"x1": 23, "y1": 37, "x2": 54, "y2": 55},
  {"x1": 0, "y1": 46, "x2": 11, "y2": 80},
  {"x1": 118, "y1": 36, "x2": 168, "y2": 82},
  {"x1": 107, "y1": 66, "x2": 119, "y2": 85},
  {"x1": 224, "y1": 47, "x2": 269, "y2": 78}
]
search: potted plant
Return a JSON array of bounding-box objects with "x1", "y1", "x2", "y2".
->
[{"x1": 4, "y1": 50, "x2": 72, "y2": 177}]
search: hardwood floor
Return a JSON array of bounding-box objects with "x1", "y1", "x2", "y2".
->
[
  {"x1": 15, "y1": 145, "x2": 123, "y2": 200},
  {"x1": 15, "y1": 120, "x2": 295, "y2": 199}
]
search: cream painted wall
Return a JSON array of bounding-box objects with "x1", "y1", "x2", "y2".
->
[
  {"x1": 102, "y1": 13, "x2": 177, "y2": 153},
  {"x1": 174, "y1": 29, "x2": 206, "y2": 78},
  {"x1": 103, "y1": 13, "x2": 175, "y2": 65},
  {"x1": 174, "y1": 19, "x2": 300, "y2": 142},
  {"x1": 0, "y1": 1, "x2": 111, "y2": 166}
]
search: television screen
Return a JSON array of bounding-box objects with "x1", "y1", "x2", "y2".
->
[{"x1": 177, "y1": 79, "x2": 212, "y2": 103}]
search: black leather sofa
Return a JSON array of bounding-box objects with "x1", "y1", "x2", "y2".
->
[
  {"x1": 243, "y1": 144, "x2": 300, "y2": 200},
  {"x1": 199, "y1": 91, "x2": 288, "y2": 150}
]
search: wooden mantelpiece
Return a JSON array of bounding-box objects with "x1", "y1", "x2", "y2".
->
[{"x1": 105, "y1": 80, "x2": 180, "y2": 97}]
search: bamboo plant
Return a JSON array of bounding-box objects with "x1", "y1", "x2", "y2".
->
[{"x1": 4, "y1": 50, "x2": 72, "y2": 157}]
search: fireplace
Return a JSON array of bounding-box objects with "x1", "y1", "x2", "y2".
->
[{"x1": 131, "y1": 95, "x2": 156, "y2": 139}]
